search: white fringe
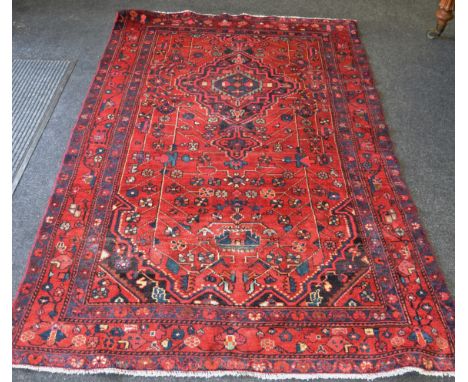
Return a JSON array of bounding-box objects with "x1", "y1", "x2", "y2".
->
[
  {"x1": 13, "y1": 364, "x2": 455, "y2": 380},
  {"x1": 126, "y1": 9, "x2": 358, "y2": 22}
]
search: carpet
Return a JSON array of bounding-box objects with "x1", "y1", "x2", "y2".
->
[
  {"x1": 12, "y1": 59, "x2": 75, "y2": 192},
  {"x1": 12, "y1": 10, "x2": 455, "y2": 379}
]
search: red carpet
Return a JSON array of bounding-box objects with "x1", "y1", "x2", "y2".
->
[{"x1": 13, "y1": 10, "x2": 455, "y2": 378}]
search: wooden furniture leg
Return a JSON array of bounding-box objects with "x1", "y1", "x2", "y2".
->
[{"x1": 427, "y1": 0, "x2": 455, "y2": 39}]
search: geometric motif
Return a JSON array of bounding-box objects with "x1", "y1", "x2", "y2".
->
[{"x1": 179, "y1": 52, "x2": 296, "y2": 123}]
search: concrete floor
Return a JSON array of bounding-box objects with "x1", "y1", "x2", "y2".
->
[{"x1": 12, "y1": 1, "x2": 454, "y2": 381}]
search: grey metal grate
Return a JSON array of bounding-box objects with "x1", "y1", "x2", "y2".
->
[{"x1": 12, "y1": 59, "x2": 75, "y2": 191}]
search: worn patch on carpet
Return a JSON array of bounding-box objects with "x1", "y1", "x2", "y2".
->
[
  {"x1": 12, "y1": 10, "x2": 454, "y2": 378},
  {"x1": 12, "y1": 59, "x2": 75, "y2": 191}
]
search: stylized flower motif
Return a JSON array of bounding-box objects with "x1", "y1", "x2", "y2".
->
[
  {"x1": 260, "y1": 188, "x2": 275, "y2": 199},
  {"x1": 224, "y1": 334, "x2": 237, "y2": 350},
  {"x1": 226, "y1": 359, "x2": 245, "y2": 370},
  {"x1": 174, "y1": 196, "x2": 189, "y2": 207},
  {"x1": 412, "y1": 222, "x2": 421, "y2": 230},
  {"x1": 292, "y1": 186, "x2": 306, "y2": 195},
  {"x1": 161, "y1": 338, "x2": 172, "y2": 350},
  {"x1": 278, "y1": 215, "x2": 291, "y2": 227},
  {"x1": 226, "y1": 173, "x2": 248, "y2": 188},
  {"x1": 333, "y1": 180, "x2": 343, "y2": 188},
  {"x1": 91, "y1": 286, "x2": 109, "y2": 299},
  {"x1": 323, "y1": 240, "x2": 336, "y2": 250},
  {"x1": 20, "y1": 330, "x2": 35, "y2": 342},
  {"x1": 88, "y1": 336, "x2": 99, "y2": 348},
  {"x1": 125, "y1": 212, "x2": 140, "y2": 222},
  {"x1": 266, "y1": 252, "x2": 283, "y2": 265},
  {"x1": 288, "y1": 198, "x2": 302, "y2": 208},
  {"x1": 139, "y1": 198, "x2": 153, "y2": 207},
  {"x1": 260, "y1": 338, "x2": 276, "y2": 351},
  {"x1": 59, "y1": 221, "x2": 71, "y2": 231},
  {"x1": 199, "y1": 187, "x2": 214, "y2": 197},
  {"x1": 124, "y1": 225, "x2": 137, "y2": 235},
  {"x1": 258, "y1": 154, "x2": 272, "y2": 165},
  {"x1": 137, "y1": 358, "x2": 154, "y2": 368},
  {"x1": 337, "y1": 360, "x2": 353, "y2": 373},
  {"x1": 103, "y1": 338, "x2": 115, "y2": 349},
  {"x1": 91, "y1": 355, "x2": 108, "y2": 367},
  {"x1": 360, "y1": 342, "x2": 371, "y2": 352},
  {"x1": 394, "y1": 227, "x2": 405, "y2": 237},
  {"x1": 317, "y1": 171, "x2": 328, "y2": 180},
  {"x1": 69, "y1": 357, "x2": 85, "y2": 368},
  {"x1": 190, "y1": 177, "x2": 204, "y2": 186},
  {"x1": 270, "y1": 199, "x2": 283, "y2": 208},
  {"x1": 215, "y1": 190, "x2": 228, "y2": 198},
  {"x1": 194, "y1": 197, "x2": 208, "y2": 207},
  {"x1": 184, "y1": 335, "x2": 201, "y2": 348},
  {"x1": 171, "y1": 328, "x2": 185, "y2": 340},
  {"x1": 272, "y1": 177, "x2": 285, "y2": 187},
  {"x1": 296, "y1": 229, "x2": 311, "y2": 240},
  {"x1": 55, "y1": 241, "x2": 66, "y2": 252},
  {"x1": 294, "y1": 361, "x2": 310, "y2": 373},
  {"x1": 292, "y1": 241, "x2": 306, "y2": 253},
  {"x1": 113, "y1": 256, "x2": 133, "y2": 273},
  {"x1": 170, "y1": 240, "x2": 187, "y2": 251},
  {"x1": 317, "y1": 201, "x2": 329, "y2": 210},
  {"x1": 287, "y1": 253, "x2": 301, "y2": 264},
  {"x1": 360, "y1": 361, "x2": 373, "y2": 372},
  {"x1": 136, "y1": 307, "x2": 150, "y2": 317},
  {"x1": 171, "y1": 169, "x2": 183, "y2": 179},
  {"x1": 141, "y1": 168, "x2": 154, "y2": 177},
  {"x1": 283, "y1": 170, "x2": 293, "y2": 179},
  {"x1": 160, "y1": 358, "x2": 176, "y2": 371},
  {"x1": 390, "y1": 336, "x2": 405, "y2": 347},
  {"x1": 188, "y1": 142, "x2": 199, "y2": 151},
  {"x1": 422, "y1": 357, "x2": 434, "y2": 370},
  {"x1": 248, "y1": 312, "x2": 262, "y2": 321},
  {"x1": 251, "y1": 360, "x2": 268, "y2": 372},
  {"x1": 202, "y1": 131, "x2": 214, "y2": 140},
  {"x1": 71, "y1": 334, "x2": 87, "y2": 347},
  {"x1": 436, "y1": 336, "x2": 449, "y2": 350}
]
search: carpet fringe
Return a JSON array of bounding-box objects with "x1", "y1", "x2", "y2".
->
[
  {"x1": 13, "y1": 364, "x2": 455, "y2": 380},
  {"x1": 120, "y1": 9, "x2": 359, "y2": 23}
]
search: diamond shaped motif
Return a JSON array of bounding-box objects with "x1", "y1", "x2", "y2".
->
[
  {"x1": 178, "y1": 52, "x2": 296, "y2": 123},
  {"x1": 212, "y1": 71, "x2": 261, "y2": 99}
]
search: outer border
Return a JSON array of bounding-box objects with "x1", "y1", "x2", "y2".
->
[
  {"x1": 12, "y1": 9, "x2": 455, "y2": 379},
  {"x1": 346, "y1": 19, "x2": 455, "y2": 339}
]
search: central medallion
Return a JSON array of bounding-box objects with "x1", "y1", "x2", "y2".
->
[{"x1": 178, "y1": 52, "x2": 296, "y2": 123}]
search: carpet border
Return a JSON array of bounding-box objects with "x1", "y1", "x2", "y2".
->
[
  {"x1": 12, "y1": 11, "x2": 122, "y2": 321},
  {"x1": 347, "y1": 17, "x2": 455, "y2": 342}
]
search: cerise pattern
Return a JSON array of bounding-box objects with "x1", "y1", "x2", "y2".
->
[{"x1": 13, "y1": 10, "x2": 454, "y2": 377}]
